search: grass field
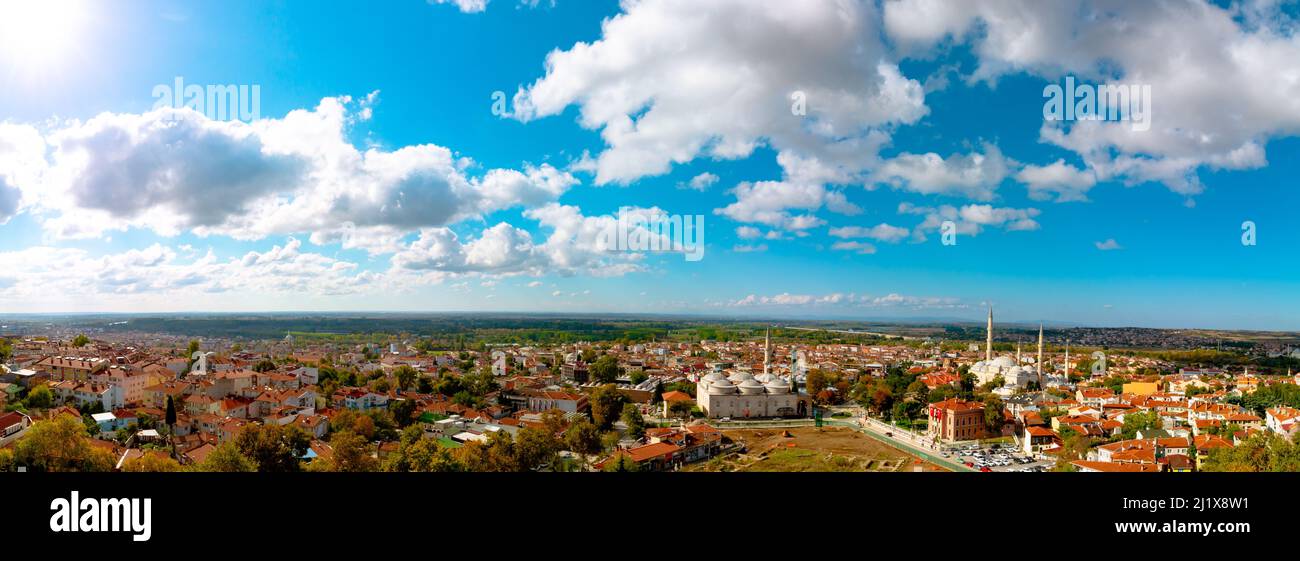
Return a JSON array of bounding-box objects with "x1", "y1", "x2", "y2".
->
[{"x1": 687, "y1": 426, "x2": 946, "y2": 472}]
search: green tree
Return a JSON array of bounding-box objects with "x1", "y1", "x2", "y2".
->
[
  {"x1": 602, "y1": 454, "x2": 640, "y2": 472},
  {"x1": 589, "y1": 355, "x2": 621, "y2": 384},
  {"x1": 24, "y1": 384, "x2": 52, "y2": 409},
  {"x1": 197, "y1": 441, "x2": 256, "y2": 472},
  {"x1": 982, "y1": 395, "x2": 1005, "y2": 436},
  {"x1": 13, "y1": 414, "x2": 116, "y2": 472},
  {"x1": 393, "y1": 365, "x2": 418, "y2": 390},
  {"x1": 621, "y1": 403, "x2": 646, "y2": 439},
  {"x1": 564, "y1": 418, "x2": 602, "y2": 469},
  {"x1": 252, "y1": 359, "x2": 277, "y2": 373},
  {"x1": 165, "y1": 395, "x2": 178, "y2": 459},
  {"x1": 72, "y1": 334, "x2": 90, "y2": 347},
  {"x1": 588, "y1": 384, "x2": 627, "y2": 430},
  {"x1": 1120, "y1": 410, "x2": 1161, "y2": 440},
  {"x1": 390, "y1": 398, "x2": 417, "y2": 428},
  {"x1": 234, "y1": 423, "x2": 310, "y2": 472},
  {"x1": 325, "y1": 431, "x2": 379, "y2": 472}
]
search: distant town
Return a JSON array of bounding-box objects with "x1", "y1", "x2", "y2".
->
[{"x1": 2, "y1": 312, "x2": 1299, "y2": 473}]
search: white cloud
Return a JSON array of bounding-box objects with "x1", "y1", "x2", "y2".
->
[
  {"x1": 883, "y1": 0, "x2": 1300, "y2": 197},
  {"x1": 427, "y1": 0, "x2": 489, "y2": 13},
  {"x1": 828, "y1": 223, "x2": 909, "y2": 243},
  {"x1": 831, "y1": 240, "x2": 877, "y2": 254},
  {"x1": 15, "y1": 96, "x2": 577, "y2": 247},
  {"x1": 1016, "y1": 159, "x2": 1097, "y2": 202},
  {"x1": 513, "y1": 0, "x2": 927, "y2": 186},
  {"x1": 899, "y1": 202, "x2": 1040, "y2": 239},
  {"x1": 727, "y1": 291, "x2": 963, "y2": 309},
  {"x1": 871, "y1": 144, "x2": 1011, "y2": 201},
  {"x1": 1095, "y1": 238, "x2": 1122, "y2": 251},
  {"x1": 680, "y1": 172, "x2": 719, "y2": 191}
]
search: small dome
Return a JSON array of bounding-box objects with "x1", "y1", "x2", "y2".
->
[
  {"x1": 703, "y1": 372, "x2": 728, "y2": 383},
  {"x1": 764, "y1": 380, "x2": 790, "y2": 394}
]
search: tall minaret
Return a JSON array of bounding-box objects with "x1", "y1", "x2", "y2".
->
[
  {"x1": 1016, "y1": 340, "x2": 1022, "y2": 363},
  {"x1": 985, "y1": 305, "x2": 993, "y2": 362},
  {"x1": 763, "y1": 326, "x2": 771, "y2": 376},
  {"x1": 1036, "y1": 323, "x2": 1044, "y2": 384}
]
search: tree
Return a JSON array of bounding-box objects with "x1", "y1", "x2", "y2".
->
[
  {"x1": 326, "y1": 431, "x2": 379, "y2": 472},
  {"x1": 234, "y1": 423, "x2": 310, "y2": 472},
  {"x1": 514, "y1": 426, "x2": 561, "y2": 470},
  {"x1": 588, "y1": 385, "x2": 627, "y2": 430},
  {"x1": 564, "y1": 418, "x2": 602, "y2": 469},
  {"x1": 589, "y1": 355, "x2": 621, "y2": 384},
  {"x1": 621, "y1": 403, "x2": 646, "y2": 439},
  {"x1": 390, "y1": 399, "x2": 417, "y2": 428},
  {"x1": 651, "y1": 380, "x2": 664, "y2": 404},
  {"x1": 186, "y1": 340, "x2": 200, "y2": 357},
  {"x1": 393, "y1": 365, "x2": 418, "y2": 391},
  {"x1": 197, "y1": 441, "x2": 256, "y2": 472},
  {"x1": 602, "y1": 453, "x2": 640, "y2": 472},
  {"x1": 806, "y1": 369, "x2": 832, "y2": 398},
  {"x1": 629, "y1": 370, "x2": 648, "y2": 385},
  {"x1": 1120, "y1": 410, "x2": 1161, "y2": 440},
  {"x1": 982, "y1": 395, "x2": 1005, "y2": 435},
  {"x1": 72, "y1": 334, "x2": 90, "y2": 347},
  {"x1": 1202, "y1": 432, "x2": 1300, "y2": 472},
  {"x1": 24, "y1": 384, "x2": 52, "y2": 409},
  {"x1": 667, "y1": 400, "x2": 693, "y2": 418},
  {"x1": 12, "y1": 414, "x2": 116, "y2": 472},
  {"x1": 252, "y1": 359, "x2": 277, "y2": 373},
  {"x1": 121, "y1": 453, "x2": 182, "y2": 472},
  {"x1": 165, "y1": 395, "x2": 178, "y2": 459}
]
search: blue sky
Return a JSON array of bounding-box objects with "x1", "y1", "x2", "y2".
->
[{"x1": 0, "y1": 0, "x2": 1298, "y2": 330}]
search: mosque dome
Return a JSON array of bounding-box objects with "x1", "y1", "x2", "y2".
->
[
  {"x1": 728, "y1": 371, "x2": 754, "y2": 383},
  {"x1": 739, "y1": 379, "x2": 766, "y2": 395},
  {"x1": 992, "y1": 356, "x2": 1017, "y2": 368},
  {"x1": 708, "y1": 379, "x2": 738, "y2": 395},
  {"x1": 764, "y1": 380, "x2": 790, "y2": 394}
]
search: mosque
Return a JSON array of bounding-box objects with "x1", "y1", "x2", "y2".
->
[
  {"x1": 696, "y1": 328, "x2": 807, "y2": 418},
  {"x1": 968, "y1": 307, "x2": 1045, "y2": 397}
]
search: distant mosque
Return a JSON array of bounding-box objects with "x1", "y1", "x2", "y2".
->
[{"x1": 969, "y1": 306, "x2": 1044, "y2": 397}]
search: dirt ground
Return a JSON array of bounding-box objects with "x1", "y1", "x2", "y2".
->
[{"x1": 688, "y1": 426, "x2": 948, "y2": 472}]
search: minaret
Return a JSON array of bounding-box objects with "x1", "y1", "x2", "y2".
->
[
  {"x1": 985, "y1": 305, "x2": 993, "y2": 362},
  {"x1": 1016, "y1": 340, "x2": 1022, "y2": 363},
  {"x1": 1036, "y1": 323, "x2": 1044, "y2": 384},
  {"x1": 763, "y1": 326, "x2": 771, "y2": 376}
]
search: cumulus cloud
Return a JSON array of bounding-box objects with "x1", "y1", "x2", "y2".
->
[
  {"x1": 828, "y1": 223, "x2": 910, "y2": 243},
  {"x1": 831, "y1": 240, "x2": 877, "y2": 254},
  {"x1": 1016, "y1": 159, "x2": 1097, "y2": 202},
  {"x1": 680, "y1": 172, "x2": 719, "y2": 191},
  {"x1": 871, "y1": 144, "x2": 1011, "y2": 201},
  {"x1": 899, "y1": 202, "x2": 1040, "y2": 240},
  {"x1": 883, "y1": 0, "x2": 1300, "y2": 197},
  {"x1": 14, "y1": 97, "x2": 577, "y2": 248},
  {"x1": 0, "y1": 238, "x2": 378, "y2": 307},
  {"x1": 427, "y1": 0, "x2": 489, "y2": 13},
  {"x1": 513, "y1": 0, "x2": 927, "y2": 186}
]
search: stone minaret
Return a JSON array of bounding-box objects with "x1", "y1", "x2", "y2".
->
[
  {"x1": 1036, "y1": 323, "x2": 1044, "y2": 385},
  {"x1": 763, "y1": 327, "x2": 771, "y2": 376},
  {"x1": 985, "y1": 305, "x2": 993, "y2": 362}
]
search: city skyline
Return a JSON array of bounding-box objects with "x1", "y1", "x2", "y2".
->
[{"x1": 1, "y1": 0, "x2": 1299, "y2": 330}]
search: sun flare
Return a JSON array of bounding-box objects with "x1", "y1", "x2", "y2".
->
[{"x1": 0, "y1": 0, "x2": 91, "y2": 73}]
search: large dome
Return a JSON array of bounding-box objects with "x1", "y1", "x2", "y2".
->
[
  {"x1": 738, "y1": 379, "x2": 766, "y2": 395},
  {"x1": 708, "y1": 379, "x2": 738, "y2": 395},
  {"x1": 727, "y1": 371, "x2": 754, "y2": 383},
  {"x1": 702, "y1": 372, "x2": 728, "y2": 383},
  {"x1": 764, "y1": 380, "x2": 790, "y2": 394},
  {"x1": 992, "y1": 356, "x2": 1016, "y2": 368}
]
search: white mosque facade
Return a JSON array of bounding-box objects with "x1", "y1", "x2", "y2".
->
[
  {"x1": 969, "y1": 307, "x2": 1042, "y2": 397},
  {"x1": 696, "y1": 328, "x2": 807, "y2": 418}
]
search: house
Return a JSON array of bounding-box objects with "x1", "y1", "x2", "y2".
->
[
  {"x1": 0, "y1": 411, "x2": 32, "y2": 446},
  {"x1": 1265, "y1": 406, "x2": 1300, "y2": 437}
]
